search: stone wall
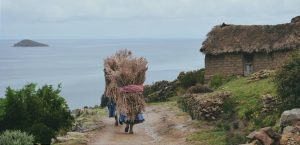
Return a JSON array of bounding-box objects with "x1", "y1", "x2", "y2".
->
[
  {"x1": 204, "y1": 51, "x2": 292, "y2": 82},
  {"x1": 253, "y1": 51, "x2": 289, "y2": 71},
  {"x1": 204, "y1": 53, "x2": 243, "y2": 81}
]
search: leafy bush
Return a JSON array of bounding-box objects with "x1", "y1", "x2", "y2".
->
[
  {"x1": 0, "y1": 83, "x2": 74, "y2": 144},
  {"x1": 177, "y1": 69, "x2": 205, "y2": 88},
  {"x1": 143, "y1": 80, "x2": 176, "y2": 102},
  {"x1": 0, "y1": 98, "x2": 5, "y2": 121},
  {"x1": 187, "y1": 84, "x2": 213, "y2": 94},
  {"x1": 209, "y1": 74, "x2": 224, "y2": 89},
  {"x1": 274, "y1": 51, "x2": 300, "y2": 110},
  {"x1": 29, "y1": 123, "x2": 55, "y2": 144},
  {"x1": 0, "y1": 130, "x2": 34, "y2": 145}
]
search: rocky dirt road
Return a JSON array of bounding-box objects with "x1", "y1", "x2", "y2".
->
[{"x1": 88, "y1": 102, "x2": 197, "y2": 145}]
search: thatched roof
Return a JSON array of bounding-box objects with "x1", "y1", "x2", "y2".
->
[{"x1": 200, "y1": 16, "x2": 300, "y2": 55}]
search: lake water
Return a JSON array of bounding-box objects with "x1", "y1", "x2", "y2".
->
[{"x1": 0, "y1": 39, "x2": 204, "y2": 109}]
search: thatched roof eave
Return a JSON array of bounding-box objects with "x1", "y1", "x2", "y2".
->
[
  {"x1": 200, "y1": 16, "x2": 300, "y2": 55},
  {"x1": 200, "y1": 46, "x2": 299, "y2": 55}
]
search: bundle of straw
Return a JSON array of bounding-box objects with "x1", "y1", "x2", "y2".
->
[{"x1": 104, "y1": 49, "x2": 148, "y2": 120}]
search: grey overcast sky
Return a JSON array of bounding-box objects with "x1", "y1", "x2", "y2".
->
[{"x1": 0, "y1": 0, "x2": 299, "y2": 39}]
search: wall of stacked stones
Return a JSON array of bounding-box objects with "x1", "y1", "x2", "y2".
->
[
  {"x1": 204, "y1": 53, "x2": 243, "y2": 81},
  {"x1": 253, "y1": 51, "x2": 289, "y2": 71},
  {"x1": 204, "y1": 50, "x2": 292, "y2": 82}
]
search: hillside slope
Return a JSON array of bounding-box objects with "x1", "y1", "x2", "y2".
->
[{"x1": 186, "y1": 76, "x2": 281, "y2": 145}]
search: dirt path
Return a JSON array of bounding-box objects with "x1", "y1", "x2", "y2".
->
[{"x1": 88, "y1": 102, "x2": 197, "y2": 145}]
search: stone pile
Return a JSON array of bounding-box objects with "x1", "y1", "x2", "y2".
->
[
  {"x1": 243, "y1": 108, "x2": 300, "y2": 145},
  {"x1": 179, "y1": 91, "x2": 230, "y2": 120},
  {"x1": 280, "y1": 108, "x2": 300, "y2": 145},
  {"x1": 261, "y1": 94, "x2": 279, "y2": 113},
  {"x1": 248, "y1": 70, "x2": 275, "y2": 82},
  {"x1": 246, "y1": 127, "x2": 281, "y2": 145},
  {"x1": 71, "y1": 108, "x2": 104, "y2": 133}
]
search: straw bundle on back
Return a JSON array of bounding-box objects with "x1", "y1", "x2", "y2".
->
[{"x1": 104, "y1": 49, "x2": 148, "y2": 120}]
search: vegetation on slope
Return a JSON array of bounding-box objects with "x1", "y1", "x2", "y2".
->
[
  {"x1": 220, "y1": 77, "x2": 277, "y2": 122},
  {"x1": 179, "y1": 71, "x2": 281, "y2": 145},
  {"x1": 186, "y1": 127, "x2": 227, "y2": 145},
  {"x1": 274, "y1": 51, "x2": 300, "y2": 110},
  {"x1": 0, "y1": 83, "x2": 74, "y2": 144},
  {"x1": 0, "y1": 130, "x2": 34, "y2": 145}
]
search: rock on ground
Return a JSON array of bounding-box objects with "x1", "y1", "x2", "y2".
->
[{"x1": 280, "y1": 108, "x2": 300, "y2": 125}]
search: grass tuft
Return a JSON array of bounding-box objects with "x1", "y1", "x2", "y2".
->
[
  {"x1": 186, "y1": 128, "x2": 226, "y2": 145},
  {"x1": 218, "y1": 77, "x2": 276, "y2": 119}
]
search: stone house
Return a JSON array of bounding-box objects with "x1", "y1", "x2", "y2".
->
[{"x1": 200, "y1": 16, "x2": 300, "y2": 81}]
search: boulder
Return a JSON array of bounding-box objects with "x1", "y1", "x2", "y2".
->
[
  {"x1": 247, "y1": 131, "x2": 258, "y2": 139},
  {"x1": 246, "y1": 127, "x2": 281, "y2": 145},
  {"x1": 280, "y1": 108, "x2": 300, "y2": 125},
  {"x1": 287, "y1": 126, "x2": 300, "y2": 134},
  {"x1": 254, "y1": 130, "x2": 273, "y2": 145},
  {"x1": 280, "y1": 132, "x2": 300, "y2": 145},
  {"x1": 261, "y1": 127, "x2": 281, "y2": 140}
]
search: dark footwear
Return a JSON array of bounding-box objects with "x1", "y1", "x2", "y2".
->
[
  {"x1": 129, "y1": 131, "x2": 134, "y2": 134},
  {"x1": 119, "y1": 120, "x2": 123, "y2": 125},
  {"x1": 115, "y1": 116, "x2": 119, "y2": 126},
  {"x1": 124, "y1": 126, "x2": 129, "y2": 132}
]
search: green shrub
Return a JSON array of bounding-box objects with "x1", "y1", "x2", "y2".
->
[
  {"x1": 209, "y1": 74, "x2": 224, "y2": 89},
  {"x1": 0, "y1": 98, "x2": 5, "y2": 121},
  {"x1": 0, "y1": 130, "x2": 34, "y2": 145},
  {"x1": 187, "y1": 84, "x2": 213, "y2": 94},
  {"x1": 178, "y1": 69, "x2": 205, "y2": 88},
  {"x1": 143, "y1": 80, "x2": 176, "y2": 102},
  {"x1": 1, "y1": 83, "x2": 74, "y2": 144},
  {"x1": 274, "y1": 51, "x2": 300, "y2": 110},
  {"x1": 29, "y1": 123, "x2": 55, "y2": 144}
]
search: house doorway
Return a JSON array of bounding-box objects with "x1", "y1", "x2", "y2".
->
[{"x1": 244, "y1": 53, "x2": 254, "y2": 76}]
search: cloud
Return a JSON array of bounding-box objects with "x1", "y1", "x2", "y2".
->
[
  {"x1": 1, "y1": 0, "x2": 299, "y2": 39},
  {"x1": 2, "y1": 0, "x2": 300, "y2": 22}
]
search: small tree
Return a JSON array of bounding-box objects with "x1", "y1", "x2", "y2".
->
[
  {"x1": 0, "y1": 98, "x2": 5, "y2": 123},
  {"x1": 274, "y1": 51, "x2": 300, "y2": 110},
  {"x1": 178, "y1": 69, "x2": 205, "y2": 88},
  {"x1": 1, "y1": 83, "x2": 74, "y2": 144}
]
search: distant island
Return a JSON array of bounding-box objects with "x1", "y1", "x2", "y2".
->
[{"x1": 13, "y1": 39, "x2": 48, "y2": 47}]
